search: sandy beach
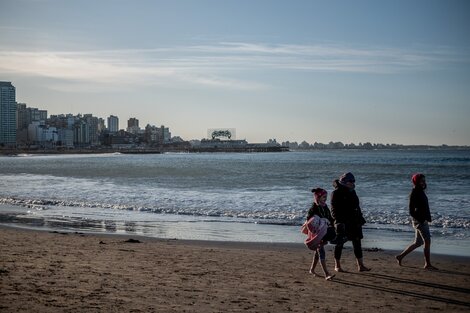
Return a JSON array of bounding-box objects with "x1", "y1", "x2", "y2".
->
[{"x1": 1, "y1": 226, "x2": 469, "y2": 312}]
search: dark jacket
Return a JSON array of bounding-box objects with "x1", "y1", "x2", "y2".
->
[
  {"x1": 306, "y1": 203, "x2": 334, "y2": 225},
  {"x1": 409, "y1": 187, "x2": 432, "y2": 223},
  {"x1": 330, "y1": 180, "x2": 366, "y2": 240}
]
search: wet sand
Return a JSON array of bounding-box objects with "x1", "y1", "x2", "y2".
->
[{"x1": 1, "y1": 226, "x2": 469, "y2": 312}]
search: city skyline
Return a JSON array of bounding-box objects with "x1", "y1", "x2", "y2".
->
[
  {"x1": 1, "y1": 0, "x2": 470, "y2": 145},
  {"x1": 8, "y1": 93, "x2": 470, "y2": 147}
]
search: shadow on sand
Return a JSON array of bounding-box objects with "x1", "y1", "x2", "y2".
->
[{"x1": 332, "y1": 272, "x2": 470, "y2": 308}]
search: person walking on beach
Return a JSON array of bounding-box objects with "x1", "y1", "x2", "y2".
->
[
  {"x1": 396, "y1": 174, "x2": 438, "y2": 270},
  {"x1": 304, "y1": 188, "x2": 335, "y2": 280},
  {"x1": 331, "y1": 172, "x2": 370, "y2": 272}
]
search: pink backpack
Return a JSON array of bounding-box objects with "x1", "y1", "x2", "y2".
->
[{"x1": 301, "y1": 215, "x2": 328, "y2": 250}]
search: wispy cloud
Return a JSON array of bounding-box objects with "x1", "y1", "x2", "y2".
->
[
  {"x1": 0, "y1": 49, "x2": 266, "y2": 90},
  {"x1": 0, "y1": 42, "x2": 465, "y2": 90}
]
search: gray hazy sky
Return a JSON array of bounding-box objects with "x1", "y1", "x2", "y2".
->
[{"x1": 1, "y1": 0, "x2": 469, "y2": 145}]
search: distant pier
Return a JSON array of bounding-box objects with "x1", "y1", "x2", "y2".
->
[{"x1": 187, "y1": 146, "x2": 289, "y2": 153}]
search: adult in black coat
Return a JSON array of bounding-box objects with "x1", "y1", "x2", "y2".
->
[
  {"x1": 395, "y1": 174, "x2": 437, "y2": 270},
  {"x1": 331, "y1": 172, "x2": 370, "y2": 272}
]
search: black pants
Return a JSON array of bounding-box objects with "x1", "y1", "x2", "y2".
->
[
  {"x1": 323, "y1": 226, "x2": 336, "y2": 242},
  {"x1": 334, "y1": 239, "x2": 363, "y2": 260}
]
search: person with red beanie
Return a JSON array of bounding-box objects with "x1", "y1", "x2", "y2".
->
[
  {"x1": 303, "y1": 188, "x2": 336, "y2": 280},
  {"x1": 396, "y1": 174, "x2": 438, "y2": 270}
]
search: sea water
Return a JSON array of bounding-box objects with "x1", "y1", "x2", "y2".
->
[{"x1": 0, "y1": 150, "x2": 469, "y2": 256}]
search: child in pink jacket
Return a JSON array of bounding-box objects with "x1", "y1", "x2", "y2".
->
[{"x1": 301, "y1": 188, "x2": 337, "y2": 280}]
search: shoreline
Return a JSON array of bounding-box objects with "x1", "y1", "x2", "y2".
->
[
  {"x1": 1, "y1": 204, "x2": 469, "y2": 257},
  {"x1": 1, "y1": 226, "x2": 469, "y2": 312},
  {"x1": 1, "y1": 223, "x2": 470, "y2": 260},
  {"x1": 0, "y1": 145, "x2": 289, "y2": 155}
]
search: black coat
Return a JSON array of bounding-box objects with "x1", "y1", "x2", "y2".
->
[
  {"x1": 409, "y1": 187, "x2": 432, "y2": 223},
  {"x1": 330, "y1": 180, "x2": 366, "y2": 240},
  {"x1": 306, "y1": 203, "x2": 334, "y2": 225}
]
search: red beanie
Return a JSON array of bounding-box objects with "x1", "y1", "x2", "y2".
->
[
  {"x1": 311, "y1": 188, "x2": 327, "y2": 203},
  {"x1": 412, "y1": 173, "x2": 425, "y2": 186}
]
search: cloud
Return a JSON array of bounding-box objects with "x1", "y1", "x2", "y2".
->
[
  {"x1": 0, "y1": 50, "x2": 266, "y2": 90},
  {"x1": 0, "y1": 42, "x2": 465, "y2": 90},
  {"x1": 187, "y1": 42, "x2": 463, "y2": 73}
]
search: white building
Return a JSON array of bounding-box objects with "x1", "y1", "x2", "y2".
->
[
  {"x1": 107, "y1": 115, "x2": 119, "y2": 133},
  {"x1": 28, "y1": 121, "x2": 58, "y2": 146}
]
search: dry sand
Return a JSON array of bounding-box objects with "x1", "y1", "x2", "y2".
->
[{"x1": 1, "y1": 226, "x2": 469, "y2": 312}]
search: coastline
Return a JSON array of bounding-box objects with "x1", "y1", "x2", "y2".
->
[
  {"x1": 0, "y1": 145, "x2": 289, "y2": 155},
  {"x1": 1, "y1": 145, "x2": 469, "y2": 156},
  {"x1": 1, "y1": 225, "x2": 469, "y2": 312},
  {"x1": 1, "y1": 201, "x2": 468, "y2": 257}
]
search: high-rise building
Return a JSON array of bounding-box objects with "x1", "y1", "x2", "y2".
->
[
  {"x1": 16, "y1": 103, "x2": 28, "y2": 130},
  {"x1": 107, "y1": 115, "x2": 119, "y2": 133},
  {"x1": 17, "y1": 103, "x2": 48, "y2": 144},
  {"x1": 127, "y1": 117, "x2": 140, "y2": 134},
  {"x1": 144, "y1": 124, "x2": 171, "y2": 144},
  {"x1": 97, "y1": 118, "x2": 106, "y2": 133},
  {"x1": 0, "y1": 81, "x2": 17, "y2": 146},
  {"x1": 84, "y1": 114, "x2": 101, "y2": 145},
  {"x1": 48, "y1": 114, "x2": 76, "y2": 129},
  {"x1": 127, "y1": 117, "x2": 139, "y2": 128},
  {"x1": 17, "y1": 104, "x2": 48, "y2": 128},
  {"x1": 74, "y1": 119, "x2": 90, "y2": 146}
]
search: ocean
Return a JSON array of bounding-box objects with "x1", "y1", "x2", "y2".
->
[{"x1": 1, "y1": 149, "x2": 469, "y2": 256}]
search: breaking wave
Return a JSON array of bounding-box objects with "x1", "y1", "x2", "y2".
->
[{"x1": 1, "y1": 196, "x2": 468, "y2": 230}]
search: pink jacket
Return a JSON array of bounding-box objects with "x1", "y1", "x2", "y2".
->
[{"x1": 301, "y1": 215, "x2": 328, "y2": 250}]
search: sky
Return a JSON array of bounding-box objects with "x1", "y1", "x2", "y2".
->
[{"x1": 1, "y1": 0, "x2": 469, "y2": 145}]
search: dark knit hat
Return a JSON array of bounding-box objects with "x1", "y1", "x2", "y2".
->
[{"x1": 339, "y1": 172, "x2": 355, "y2": 185}]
